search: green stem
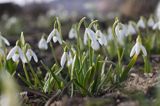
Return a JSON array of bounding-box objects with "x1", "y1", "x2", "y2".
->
[
  {"x1": 120, "y1": 54, "x2": 138, "y2": 82},
  {"x1": 50, "y1": 42, "x2": 58, "y2": 65},
  {"x1": 23, "y1": 63, "x2": 31, "y2": 85}
]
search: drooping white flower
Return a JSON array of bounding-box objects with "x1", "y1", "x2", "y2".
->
[
  {"x1": 0, "y1": 34, "x2": 10, "y2": 47},
  {"x1": 130, "y1": 36, "x2": 147, "y2": 57},
  {"x1": 38, "y1": 36, "x2": 48, "y2": 50},
  {"x1": 47, "y1": 29, "x2": 62, "y2": 44},
  {"x1": 26, "y1": 49, "x2": 38, "y2": 63},
  {"x1": 69, "y1": 27, "x2": 77, "y2": 39},
  {"x1": 67, "y1": 52, "x2": 73, "y2": 66},
  {"x1": 137, "y1": 17, "x2": 146, "y2": 29},
  {"x1": 84, "y1": 28, "x2": 100, "y2": 50},
  {"x1": 7, "y1": 46, "x2": 27, "y2": 63},
  {"x1": 152, "y1": 21, "x2": 160, "y2": 30},
  {"x1": 127, "y1": 22, "x2": 137, "y2": 35},
  {"x1": 115, "y1": 23, "x2": 127, "y2": 45},
  {"x1": 60, "y1": 51, "x2": 67, "y2": 68},
  {"x1": 147, "y1": 16, "x2": 155, "y2": 28},
  {"x1": 115, "y1": 23, "x2": 127, "y2": 37},
  {"x1": 95, "y1": 30, "x2": 108, "y2": 46}
]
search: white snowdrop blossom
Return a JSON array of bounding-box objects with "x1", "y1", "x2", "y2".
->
[
  {"x1": 0, "y1": 35, "x2": 10, "y2": 47},
  {"x1": 26, "y1": 49, "x2": 38, "y2": 63},
  {"x1": 95, "y1": 30, "x2": 108, "y2": 46},
  {"x1": 7, "y1": 46, "x2": 27, "y2": 63},
  {"x1": 137, "y1": 17, "x2": 146, "y2": 29},
  {"x1": 38, "y1": 36, "x2": 48, "y2": 50},
  {"x1": 47, "y1": 29, "x2": 62, "y2": 44},
  {"x1": 147, "y1": 16, "x2": 155, "y2": 28},
  {"x1": 152, "y1": 21, "x2": 160, "y2": 30},
  {"x1": 115, "y1": 23, "x2": 127, "y2": 45},
  {"x1": 67, "y1": 52, "x2": 73, "y2": 66},
  {"x1": 115, "y1": 23, "x2": 127, "y2": 37},
  {"x1": 69, "y1": 28, "x2": 77, "y2": 39},
  {"x1": 127, "y1": 22, "x2": 137, "y2": 35},
  {"x1": 84, "y1": 28, "x2": 100, "y2": 50},
  {"x1": 60, "y1": 51, "x2": 68, "y2": 68},
  {"x1": 130, "y1": 36, "x2": 147, "y2": 57}
]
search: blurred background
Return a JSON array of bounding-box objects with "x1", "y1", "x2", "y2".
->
[{"x1": 0, "y1": 0, "x2": 160, "y2": 37}]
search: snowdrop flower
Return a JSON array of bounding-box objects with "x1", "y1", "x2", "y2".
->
[
  {"x1": 84, "y1": 28, "x2": 100, "y2": 50},
  {"x1": 38, "y1": 36, "x2": 48, "y2": 50},
  {"x1": 7, "y1": 45, "x2": 27, "y2": 63},
  {"x1": 130, "y1": 36, "x2": 147, "y2": 57},
  {"x1": 0, "y1": 34, "x2": 10, "y2": 47},
  {"x1": 127, "y1": 22, "x2": 137, "y2": 35},
  {"x1": 95, "y1": 30, "x2": 107, "y2": 46},
  {"x1": 115, "y1": 23, "x2": 127, "y2": 37},
  {"x1": 115, "y1": 23, "x2": 127, "y2": 45},
  {"x1": 47, "y1": 29, "x2": 62, "y2": 44},
  {"x1": 137, "y1": 17, "x2": 146, "y2": 29},
  {"x1": 60, "y1": 51, "x2": 67, "y2": 68},
  {"x1": 67, "y1": 52, "x2": 73, "y2": 66},
  {"x1": 26, "y1": 49, "x2": 38, "y2": 63},
  {"x1": 152, "y1": 21, "x2": 160, "y2": 30},
  {"x1": 69, "y1": 27, "x2": 77, "y2": 39},
  {"x1": 147, "y1": 16, "x2": 155, "y2": 28}
]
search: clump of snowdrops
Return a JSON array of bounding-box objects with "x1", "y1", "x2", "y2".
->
[{"x1": 1, "y1": 15, "x2": 160, "y2": 101}]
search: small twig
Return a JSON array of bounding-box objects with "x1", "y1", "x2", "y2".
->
[
  {"x1": 45, "y1": 90, "x2": 61, "y2": 106},
  {"x1": 21, "y1": 86, "x2": 49, "y2": 99}
]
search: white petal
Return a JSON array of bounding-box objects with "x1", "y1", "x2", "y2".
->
[
  {"x1": 141, "y1": 45, "x2": 147, "y2": 56},
  {"x1": 6, "y1": 46, "x2": 18, "y2": 60},
  {"x1": 18, "y1": 47, "x2": 27, "y2": 63},
  {"x1": 53, "y1": 36, "x2": 58, "y2": 43},
  {"x1": 67, "y1": 52, "x2": 73, "y2": 66},
  {"x1": 57, "y1": 34, "x2": 62, "y2": 45},
  {"x1": 0, "y1": 48, "x2": 5, "y2": 56},
  {"x1": 87, "y1": 28, "x2": 96, "y2": 41},
  {"x1": 47, "y1": 29, "x2": 54, "y2": 43},
  {"x1": 84, "y1": 29, "x2": 88, "y2": 45},
  {"x1": 12, "y1": 54, "x2": 19, "y2": 62},
  {"x1": 135, "y1": 43, "x2": 141, "y2": 55},
  {"x1": 31, "y1": 50, "x2": 38, "y2": 62},
  {"x1": 152, "y1": 22, "x2": 159, "y2": 30},
  {"x1": 91, "y1": 40, "x2": 100, "y2": 50},
  {"x1": 1, "y1": 36, "x2": 10, "y2": 46},
  {"x1": 26, "y1": 50, "x2": 32, "y2": 61},
  {"x1": 130, "y1": 45, "x2": 136, "y2": 57},
  {"x1": 60, "y1": 52, "x2": 67, "y2": 68}
]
